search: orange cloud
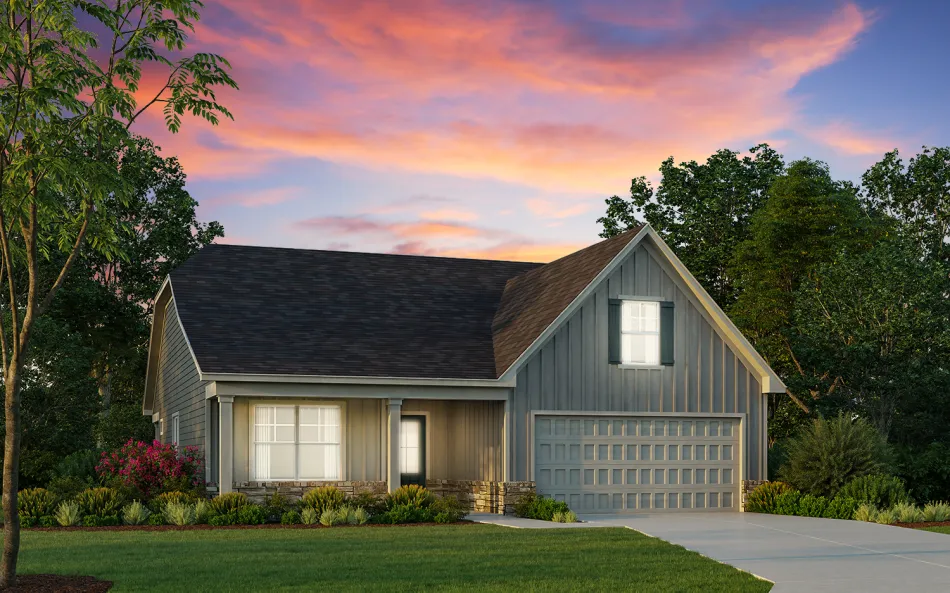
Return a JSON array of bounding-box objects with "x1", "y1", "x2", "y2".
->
[
  {"x1": 526, "y1": 198, "x2": 591, "y2": 219},
  {"x1": 806, "y1": 121, "x2": 901, "y2": 156}
]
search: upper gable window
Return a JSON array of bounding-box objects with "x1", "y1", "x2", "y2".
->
[{"x1": 621, "y1": 301, "x2": 660, "y2": 365}]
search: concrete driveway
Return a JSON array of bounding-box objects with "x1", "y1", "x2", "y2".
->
[{"x1": 582, "y1": 513, "x2": 950, "y2": 593}]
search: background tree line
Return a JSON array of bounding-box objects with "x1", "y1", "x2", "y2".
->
[{"x1": 599, "y1": 145, "x2": 950, "y2": 501}]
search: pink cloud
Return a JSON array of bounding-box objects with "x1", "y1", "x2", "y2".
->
[
  {"x1": 526, "y1": 198, "x2": 591, "y2": 219},
  {"x1": 806, "y1": 121, "x2": 901, "y2": 156}
]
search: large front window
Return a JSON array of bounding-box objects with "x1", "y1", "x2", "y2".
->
[
  {"x1": 253, "y1": 405, "x2": 341, "y2": 481},
  {"x1": 621, "y1": 301, "x2": 660, "y2": 365}
]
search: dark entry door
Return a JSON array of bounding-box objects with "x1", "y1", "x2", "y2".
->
[{"x1": 400, "y1": 415, "x2": 426, "y2": 487}]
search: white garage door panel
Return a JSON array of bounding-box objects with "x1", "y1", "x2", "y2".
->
[{"x1": 534, "y1": 416, "x2": 740, "y2": 513}]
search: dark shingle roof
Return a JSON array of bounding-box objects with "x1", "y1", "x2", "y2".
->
[
  {"x1": 170, "y1": 227, "x2": 643, "y2": 380},
  {"x1": 491, "y1": 226, "x2": 643, "y2": 375}
]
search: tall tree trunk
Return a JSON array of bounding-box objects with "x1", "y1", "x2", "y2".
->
[{"x1": 1, "y1": 363, "x2": 22, "y2": 588}]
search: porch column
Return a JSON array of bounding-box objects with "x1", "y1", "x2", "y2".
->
[
  {"x1": 503, "y1": 397, "x2": 511, "y2": 482},
  {"x1": 218, "y1": 396, "x2": 234, "y2": 494},
  {"x1": 387, "y1": 398, "x2": 403, "y2": 492}
]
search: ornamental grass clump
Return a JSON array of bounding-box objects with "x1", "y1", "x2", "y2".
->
[
  {"x1": 302, "y1": 486, "x2": 346, "y2": 514},
  {"x1": 352, "y1": 507, "x2": 369, "y2": 525},
  {"x1": 151, "y1": 491, "x2": 199, "y2": 511},
  {"x1": 96, "y1": 439, "x2": 204, "y2": 501},
  {"x1": 163, "y1": 502, "x2": 197, "y2": 526},
  {"x1": 777, "y1": 414, "x2": 891, "y2": 498},
  {"x1": 194, "y1": 500, "x2": 214, "y2": 524},
  {"x1": 385, "y1": 485, "x2": 435, "y2": 510},
  {"x1": 301, "y1": 507, "x2": 320, "y2": 525},
  {"x1": 922, "y1": 502, "x2": 950, "y2": 523},
  {"x1": 875, "y1": 507, "x2": 898, "y2": 525},
  {"x1": 121, "y1": 501, "x2": 151, "y2": 526},
  {"x1": 319, "y1": 508, "x2": 340, "y2": 526},
  {"x1": 854, "y1": 503, "x2": 878, "y2": 522},
  {"x1": 893, "y1": 502, "x2": 923, "y2": 523},
  {"x1": 209, "y1": 492, "x2": 249, "y2": 515},
  {"x1": 54, "y1": 502, "x2": 82, "y2": 527}
]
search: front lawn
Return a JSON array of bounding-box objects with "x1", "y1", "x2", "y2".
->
[
  {"x1": 19, "y1": 524, "x2": 771, "y2": 592},
  {"x1": 920, "y1": 526, "x2": 950, "y2": 535}
]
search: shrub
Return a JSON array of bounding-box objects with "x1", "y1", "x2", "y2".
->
[
  {"x1": 194, "y1": 500, "x2": 214, "y2": 524},
  {"x1": 893, "y1": 502, "x2": 923, "y2": 524},
  {"x1": 854, "y1": 503, "x2": 878, "y2": 522},
  {"x1": 53, "y1": 449, "x2": 99, "y2": 483},
  {"x1": 96, "y1": 439, "x2": 203, "y2": 500},
  {"x1": 301, "y1": 507, "x2": 319, "y2": 525},
  {"x1": 54, "y1": 501, "x2": 82, "y2": 527},
  {"x1": 319, "y1": 509, "x2": 339, "y2": 527},
  {"x1": 151, "y1": 491, "x2": 199, "y2": 511},
  {"x1": 122, "y1": 501, "x2": 152, "y2": 526},
  {"x1": 18, "y1": 488, "x2": 58, "y2": 519},
  {"x1": 778, "y1": 414, "x2": 891, "y2": 498},
  {"x1": 348, "y1": 490, "x2": 386, "y2": 516},
  {"x1": 875, "y1": 507, "x2": 898, "y2": 525},
  {"x1": 236, "y1": 505, "x2": 267, "y2": 525},
  {"x1": 380, "y1": 503, "x2": 430, "y2": 524},
  {"x1": 551, "y1": 510, "x2": 579, "y2": 523},
  {"x1": 82, "y1": 515, "x2": 121, "y2": 527},
  {"x1": 744, "y1": 482, "x2": 794, "y2": 514},
  {"x1": 75, "y1": 487, "x2": 125, "y2": 518},
  {"x1": 385, "y1": 485, "x2": 435, "y2": 510},
  {"x1": 208, "y1": 512, "x2": 237, "y2": 527},
  {"x1": 335, "y1": 505, "x2": 358, "y2": 525},
  {"x1": 353, "y1": 507, "x2": 369, "y2": 525},
  {"x1": 922, "y1": 502, "x2": 950, "y2": 523},
  {"x1": 302, "y1": 486, "x2": 346, "y2": 514},
  {"x1": 836, "y1": 475, "x2": 910, "y2": 509},
  {"x1": 796, "y1": 494, "x2": 829, "y2": 517},
  {"x1": 512, "y1": 492, "x2": 571, "y2": 521},
  {"x1": 281, "y1": 510, "x2": 302, "y2": 525},
  {"x1": 773, "y1": 491, "x2": 803, "y2": 516},
  {"x1": 163, "y1": 502, "x2": 197, "y2": 526},
  {"x1": 210, "y1": 492, "x2": 249, "y2": 515},
  {"x1": 46, "y1": 476, "x2": 90, "y2": 500},
  {"x1": 823, "y1": 497, "x2": 859, "y2": 520},
  {"x1": 262, "y1": 492, "x2": 291, "y2": 523},
  {"x1": 429, "y1": 496, "x2": 468, "y2": 524},
  {"x1": 146, "y1": 512, "x2": 166, "y2": 526}
]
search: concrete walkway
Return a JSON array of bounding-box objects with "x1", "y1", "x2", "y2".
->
[
  {"x1": 467, "y1": 513, "x2": 607, "y2": 528},
  {"x1": 583, "y1": 512, "x2": 950, "y2": 593}
]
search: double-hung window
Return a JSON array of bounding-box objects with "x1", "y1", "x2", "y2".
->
[
  {"x1": 253, "y1": 405, "x2": 341, "y2": 481},
  {"x1": 621, "y1": 301, "x2": 660, "y2": 365}
]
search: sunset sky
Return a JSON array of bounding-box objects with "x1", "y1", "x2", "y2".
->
[{"x1": 135, "y1": 0, "x2": 949, "y2": 262}]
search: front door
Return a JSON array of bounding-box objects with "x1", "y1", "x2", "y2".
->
[{"x1": 400, "y1": 415, "x2": 426, "y2": 487}]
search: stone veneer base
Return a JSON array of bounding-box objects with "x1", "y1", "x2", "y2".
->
[
  {"x1": 740, "y1": 479, "x2": 768, "y2": 511},
  {"x1": 233, "y1": 481, "x2": 387, "y2": 504}
]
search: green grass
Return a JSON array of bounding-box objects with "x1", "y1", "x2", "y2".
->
[
  {"x1": 920, "y1": 526, "x2": 950, "y2": 535},
  {"x1": 18, "y1": 524, "x2": 771, "y2": 592}
]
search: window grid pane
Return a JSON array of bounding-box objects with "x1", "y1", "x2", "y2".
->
[
  {"x1": 620, "y1": 300, "x2": 661, "y2": 365},
  {"x1": 254, "y1": 405, "x2": 341, "y2": 481}
]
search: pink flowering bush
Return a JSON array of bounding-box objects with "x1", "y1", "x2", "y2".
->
[{"x1": 96, "y1": 439, "x2": 203, "y2": 500}]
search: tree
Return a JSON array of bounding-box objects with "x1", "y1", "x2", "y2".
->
[
  {"x1": 863, "y1": 147, "x2": 950, "y2": 263},
  {"x1": 728, "y1": 159, "x2": 879, "y2": 436},
  {"x1": 598, "y1": 144, "x2": 784, "y2": 305},
  {"x1": 0, "y1": 2, "x2": 235, "y2": 585}
]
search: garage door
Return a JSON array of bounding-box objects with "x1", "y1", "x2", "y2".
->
[{"x1": 534, "y1": 415, "x2": 739, "y2": 513}]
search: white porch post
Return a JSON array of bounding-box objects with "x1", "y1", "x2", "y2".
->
[
  {"x1": 218, "y1": 395, "x2": 234, "y2": 494},
  {"x1": 387, "y1": 398, "x2": 403, "y2": 493},
  {"x1": 503, "y1": 397, "x2": 511, "y2": 483}
]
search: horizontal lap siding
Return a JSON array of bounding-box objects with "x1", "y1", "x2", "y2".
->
[
  {"x1": 154, "y1": 300, "x2": 208, "y2": 454},
  {"x1": 512, "y1": 244, "x2": 766, "y2": 481}
]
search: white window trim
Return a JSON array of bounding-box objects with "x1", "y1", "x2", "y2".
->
[
  {"x1": 249, "y1": 400, "x2": 347, "y2": 482},
  {"x1": 400, "y1": 410, "x2": 431, "y2": 478},
  {"x1": 171, "y1": 412, "x2": 180, "y2": 448},
  {"x1": 621, "y1": 299, "x2": 661, "y2": 366}
]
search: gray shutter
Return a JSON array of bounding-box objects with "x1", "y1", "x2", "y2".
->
[
  {"x1": 660, "y1": 301, "x2": 674, "y2": 366},
  {"x1": 608, "y1": 299, "x2": 622, "y2": 364}
]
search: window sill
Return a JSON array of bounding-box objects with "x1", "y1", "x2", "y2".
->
[{"x1": 618, "y1": 364, "x2": 666, "y2": 370}]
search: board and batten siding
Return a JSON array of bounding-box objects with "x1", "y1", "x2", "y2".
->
[
  {"x1": 403, "y1": 400, "x2": 504, "y2": 482},
  {"x1": 511, "y1": 243, "x2": 766, "y2": 482},
  {"x1": 153, "y1": 299, "x2": 208, "y2": 451}
]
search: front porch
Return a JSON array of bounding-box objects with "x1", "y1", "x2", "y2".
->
[{"x1": 207, "y1": 389, "x2": 534, "y2": 513}]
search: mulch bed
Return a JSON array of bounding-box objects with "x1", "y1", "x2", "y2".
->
[
  {"x1": 7, "y1": 575, "x2": 111, "y2": 592},
  {"x1": 26, "y1": 521, "x2": 475, "y2": 533},
  {"x1": 895, "y1": 521, "x2": 950, "y2": 529}
]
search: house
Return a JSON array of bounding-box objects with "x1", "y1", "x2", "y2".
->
[{"x1": 143, "y1": 224, "x2": 784, "y2": 514}]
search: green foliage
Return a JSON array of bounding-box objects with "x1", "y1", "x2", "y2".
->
[
  {"x1": 146, "y1": 512, "x2": 166, "y2": 526},
  {"x1": 380, "y1": 503, "x2": 431, "y2": 525},
  {"x1": 262, "y1": 493, "x2": 291, "y2": 523},
  {"x1": 151, "y1": 491, "x2": 199, "y2": 511},
  {"x1": 744, "y1": 482, "x2": 794, "y2": 514},
  {"x1": 895, "y1": 443, "x2": 950, "y2": 504},
  {"x1": 385, "y1": 485, "x2": 435, "y2": 510},
  {"x1": 94, "y1": 405, "x2": 154, "y2": 452},
  {"x1": 836, "y1": 475, "x2": 910, "y2": 509},
  {"x1": 163, "y1": 502, "x2": 197, "y2": 526},
  {"x1": 75, "y1": 487, "x2": 125, "y2": 518},
  {"x1": 893, "y1": 502, "x2": 923, "y2": 523},
  {"x1": 194, "y1": 500, "x2": 213, "y2": 525},
  {"x1": 922, "y1": 502, "x2": 950, "y2": 523},
  {"x1": 209, "y1": 493, "x2": 249, "y2": 516},
  {"x1": 599, "y1": 144, "x2": 784, "y2": 305},
  {"x1": 796, "y1": 494, "x2": 829, "y2": 518},
  {"x1": 875, "y1": 507, "x2": 898, "y2": 525},
  {"x1": 348, "y1": 490, "x2": 386, "y2": 516},
  {"x1": 281, "y1": 511, "x2": 302, "y2": 525},
  {"x1": 512, "y1": 493, "x2": 571, "y2": 522},
  {"x1": 46, "y1": 476, "x2": 91, "y2": 501},
  {"x1": 429, "y1": 496, "x2": 468, "y2": 524},
  {"x1": 319, "y1": 509, "x2": 340, "y2": 527},
  {"x1": 236, "y1": 505, "x2": 267, "y2": 526},
  {"x1": 54, "y1": 502, "x2": 82, "y2": 527},
  {"x1": 773, "y1": 491, "x2": 803, "y2": 516},
  {"x1": 302, "y1": 486, "x2": 346, "y2": 514},
  {"x1": 823, "y1": 497, "x2": 859, "y2": 520},
  {"x1": 122, "y1": 502, "x2": 151, "y2": 526},
  {"x1": 300, "y1": 507, "x2": 319, "y2": 526},
  {"x1": 854, "y1": 504, "x2": 878, "y2": 522},
  {"x1": 207, "y1": 512, "x2": 236, "y2": 527},
  {"x1": 53, "y1": 450, "x2": 100, "y2": 484},
  {"x1": 353, "y1": 507, "x2": 370, "y2": 525},
  {"x1": 777, "y1": 415, "x2": 892, "y2": 498},
  {"x1": 82, "y1": 515, "x2": 121, "y2": 527},
  {"x1": 18, "y1": 489, "x2": 58, "y2": 519},
  {"x1": 552, "y1": 511, "x2": 579, "y2": 523}
]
